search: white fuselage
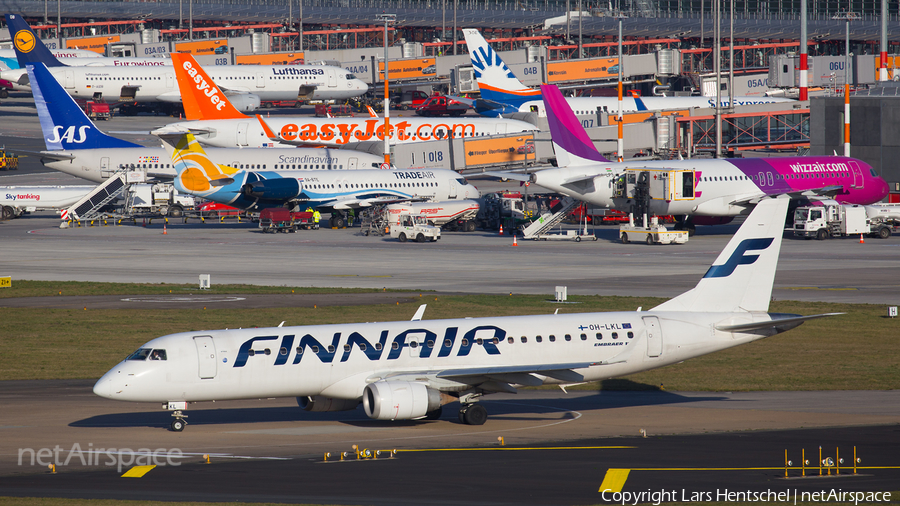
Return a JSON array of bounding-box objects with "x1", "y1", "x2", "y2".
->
[
  {"x1": 42, "y1": 147, "x2": 394, "y2": 183},
  {"x1": 12, "y1": 64, "x2": 368, "y2": 103},
  {"x1": 171, "y1": 116, "x2": 539, "y2": 148},
  {"x1": 93, "y1": 310, "x2": 775, "y2": 403},
  {"x1": 519, "y1": 95, "x2": 793, "y2": 116},
  {"x1": 1, "y1": 185, "x2": 96, "y2": 211}
]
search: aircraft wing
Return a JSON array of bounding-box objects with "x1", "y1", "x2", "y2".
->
[
  {"x1": 329, "y1": 196, "x2": 427, "y2": 210},
  {"x1": 478, "y1": 171, "x2": 532, "y2": 182},
  {"x1": 730, "y1": 185, "x2": 845, "y2": 206},
  {"x1": 715, "y1": 313, "x2": 842, "y2": 333},
  {"x1": 436, "y1": 362, "x2": 596, "y2": 385}
]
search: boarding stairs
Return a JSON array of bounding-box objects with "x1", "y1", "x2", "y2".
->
[
  {"x1": 522, "y1": 197, "x2": 580, "y2": 239},
  {"x1": 64, "y1": 172, "x2": 127, "y2": 221}
]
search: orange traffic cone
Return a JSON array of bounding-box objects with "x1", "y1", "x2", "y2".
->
[
  {"x1": 512, "y1": 234, "x2": 518, "y2": 247},
  {"x1": 499, "y1": 224, "x2": 504, "y2": 235},
  {"x1": 859, "y1": 234, "x2": 864, "y2": 244},
  {"x1": 163, "y1": 223, "x2": 167, "y2": 235}
]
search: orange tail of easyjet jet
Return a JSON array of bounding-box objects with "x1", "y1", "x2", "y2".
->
[{"x1": 171, "y1": 52, "x2": 249, "y2": 121}]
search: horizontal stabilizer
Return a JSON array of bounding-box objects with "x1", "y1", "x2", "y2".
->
[{"x1": 715, "y1": 313, "x2": 842, "y2": 332}]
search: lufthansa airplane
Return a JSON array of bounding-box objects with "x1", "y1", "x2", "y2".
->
[
  {"x1": 525, "y1": 85, "x2": 888, "y2": 230},
  {"x1": 4, "y1": 14, "x2": 368, "y2": 107},
  {"x1": 162, "y1": 53, "x2": 538, "y2": 148},
  {"x1": 25, "y1": 63, "x2": 394, "y2": 184},
  {"x1": 93, "y1": 197, "x2": 835, "y2": 430},
  {"x1": 156, "y1": 129, "x2": 479, "y2": 226},
  {"x1": 462, "y1": 28, "x2": 792, "y2": 118}
]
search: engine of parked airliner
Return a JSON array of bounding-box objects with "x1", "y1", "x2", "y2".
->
[
  {"x1": 241, "y1": 178, "x2": 302, "y2": 200},
  {"x1": 362, "y1": 381, "x2": 442, "y2": 420},
  {"x1": 228, "y1": 93, "x2": 261, "y2": 112}
]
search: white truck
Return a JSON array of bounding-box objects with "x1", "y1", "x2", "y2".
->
[
  {"x1": 620, "y1": 214, "x2": 689, "y2": 245},
  {"x1": 1, "y1": 185, "x2": 96, "y2": 220},
  {"x1": 385, "y1": 200, "x2": 480, "y2": 232},
  {"x1": 793, "y1": 203, "x2": 900, "y2": 240},
  {"x1": 389, "y1": 214, "x2": 441, "y2": 242},
  {"x1": 124, "y1": 183, "x2": 196, "y2": 217}
]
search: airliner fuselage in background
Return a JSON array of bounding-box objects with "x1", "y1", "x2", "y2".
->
[
  {"x1": 4, "y1": 14, "x2": 368, "y2": 104},
  {"x1": 531, "y1": 84, "x2": 888, "y2": 220}
]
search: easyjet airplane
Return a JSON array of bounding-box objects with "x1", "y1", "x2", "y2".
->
[
  {"x1": 4, "y1": 14, "x2": 368, "y2": 107},
  {"x1": 93, "y1": 197, "x2": 836, "y2": 430},
  {"x1": 162, "y1": 53, "x2": 538, "y2": 148},
  {"x1": 523, "y1": 85, "x2": 888, "y2": 231}
]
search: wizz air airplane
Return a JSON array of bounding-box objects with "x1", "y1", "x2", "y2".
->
[
  {"x1": 93, "y1": 197, "x2": 835, "y2": 430},
  {"x1": 156, "y1": 129, "x2": 479, "y2": 226},
  {"x1": 528, "y1": 85, "x2": 888, "y2": 230},
  {"x1": 462, "y1": 29, "x2": 792, "y2": 117},
  {"x1": 164, "y1": 53, "x2": 538, "y2": 148},
  {"x1": 3, "y1": 14, "x2": 368, "y2": 107},
  {"x1": 25, "y1": 63, "x2": 394, "y2": 184}
]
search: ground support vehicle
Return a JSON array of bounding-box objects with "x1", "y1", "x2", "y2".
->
[
  {"x1": 385, "y1": 201, "x2": 479, "y2": 232},
  {"x1": 390, "y1": 214, "x2": 441, "y2": 242},
  {"x1": 1, "y1": 185, "x2": 94, "y2": 220},
  {"x1": 391, "y1": 90, "x2": 429, "y2": 110},
  {"x1": 359, "y1": 207, "x2": 389, "y2": 236},
  {"x1": 414, "y1": 95, "x2": 469, "y2": 116},
  {"x1": 124, "y1": 183, "x2": 196, "y2": 218},
  {"x1": 619, "y1": 214, "x2": 689, "y2": 245},
  {"x1": 259, "y1": 209, "x2": 314, "y2": 232},
  {"x1": 0, "y1": 147, "x2": 18, "y2": 171},
  {"x1": 793, "y1": 203, "x2": 900, "y2": 239},
  {"x1": 86, "y1": 101, "x2": 111, "y2": 120},
  {"x1": 475, "y1": 192, "x2": 540, "y2": 233}
]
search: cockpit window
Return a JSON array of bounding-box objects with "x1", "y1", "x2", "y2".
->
[
  {"x1": 456, "y1": 178, "x2": 468, "y2": 186},
  {"x1": 870, "y1": 167, "x2": 878, "y2": 177},
  {"x1": 126, "y1": 348, "x2": 152, "y2": 361},
  {"x1": 149, "y1": 349, "x2": 167, "y2": 361},
  {"x1": 345, "y1": 73, "x2": 356, "y2": 80}
]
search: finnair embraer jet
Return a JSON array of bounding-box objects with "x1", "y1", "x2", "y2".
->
[
  {"x1": 4, "y1": 14, "x2": 368, "y2": 107},
  {"x1": 164, "y1": 53, "x2": 537, "y2": 148},
  {"x1": 156, "y1": 130, "x2": 478, "y2": 226},
  {"x1": 26, "y1": 63, "x2": 393, "y2": 183},
  {"x1": 94, "y1": 197, "x2": 836, "y2": 430},
  {"x1": 528, "y1": 85, "x2": 888, "y2": 230},
  {"x1": 462, "y1": 28, "x2": 792, "y2": 117}
]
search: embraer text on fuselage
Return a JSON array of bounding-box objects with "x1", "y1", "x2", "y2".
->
[
  {"x1": 278, "y1": 119, "x2": 477, "y2": 145},
  {"x1": 181, "y1": 60, "x2": 227, "y2": 111}
]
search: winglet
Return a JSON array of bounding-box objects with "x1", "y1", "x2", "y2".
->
[
  {"x1": 541, "y1": 84, "x2": 611, "y2": 166},
  {"x1": 27, "y1": 62, "x2": 141, "y2": 150},
  {"x1": 170, "y1": 52, "x2": 248, "y2": 121},
  {"x1": 5, "y1": 14, "x2": 66, "y2": 68}
]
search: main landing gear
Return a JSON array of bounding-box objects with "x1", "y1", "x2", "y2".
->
[{"x1": 458, "y1": 404, "x2": 487, "y2": 425}]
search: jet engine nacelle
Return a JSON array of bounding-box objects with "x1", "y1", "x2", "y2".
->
[
  {"x1": 228, "y1": 93, "x2": 261, "y2": 112},
  {"x1": 363, "y1": 381, "x2": 441, "y2": 421},
  {"x1": 296, "y1": 395, "x2": 360, "y2": 412},
  {"x1": 241, "y1": 178, "x2": 301, "y2": 200}
]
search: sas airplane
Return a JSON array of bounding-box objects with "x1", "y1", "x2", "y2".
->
[
  {"x1": 94, "y1": 197, "x2": 837, "y2": 430},
  {"x1": 25, "y1": 63, "x2": 394, "y2": 184},
  {"x1": 462, "y1": 28, "x2": 792, "y2": 118},
  {"x1": 157, "y1": 129, "x2": 479, "y2": 227},
  {"x1": 4, "y1": 14, "x2": 368, "y2": 108},
  {"x1": 524, "y1": 85, "x2": 888, "y2": 231},
  {"x1": 164, "y1": 53, "x2": 538, "y2": 148}
]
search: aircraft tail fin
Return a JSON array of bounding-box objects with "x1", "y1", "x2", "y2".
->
[
  {"x1": 5, "y1": 14, "x2": 66, "y2": 68},
  {"x1": 462, "y1": 28, "x2": 541, "y2": 112},
  {"x1": 27, "y1": 62, "x2": 141, "y2": 150},
  {"x1": 652, "y1": 198, "x2": 790, "y2": 313},
  {"x1": 541, "y1": 84, "x2": 611, "y2": 165},
  {"x1": 155, "y1": 129, "x2": 238, "y2": 196},
  {"x1": 170, "y1": 53, "x2": 248, "y2": 121}
]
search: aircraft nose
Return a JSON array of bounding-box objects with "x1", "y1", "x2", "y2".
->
[{"x1": 93, "y1": 375, "x2": 112, "y2": 398}]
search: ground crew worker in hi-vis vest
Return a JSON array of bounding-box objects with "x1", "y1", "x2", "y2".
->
[{"x1": 311, "y1": 208, "x2": 321, "y2": 229}]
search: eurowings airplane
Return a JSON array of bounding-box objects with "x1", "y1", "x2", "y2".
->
[
  {"x1": 25, "y1": 63, "x2": 394, "y2": 184},
  {"x1": 93, "y1": 197, "x2": 836, "y2": 430},
  {"x1": 528, "y1": 85, "x2": 888, "y2": 229},
  {"x1": 4, "y1": 14, "x2": 368, "y2": 106},
  {"x1": 462, "y1": 28, "x2": 793, "y2": 117},
  {"x1": 156, "y1": 129, "x2": 479, "y2": 223},
  {"x1": 163, "y1": 53, "x2": 538, "y2": 148}
]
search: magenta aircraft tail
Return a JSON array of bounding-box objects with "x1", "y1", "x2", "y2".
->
[{"x1": 540, "y1": 84, "x2": 610, "y2": 166}]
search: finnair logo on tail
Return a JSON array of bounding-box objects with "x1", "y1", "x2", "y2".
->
[
  {"x1": 703, "y1": 238, "x2": 774, "y2": 278},
  {"x1": 47, "y1": 126, "x2": 90, "y2": 144}
]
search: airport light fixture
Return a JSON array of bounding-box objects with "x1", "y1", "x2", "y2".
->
[
  {"x1": 377, "y1": 13, "x2": 396, "y2": 165},
  {"x1": 832, "y1": 11, "x2": 858, "y2": 157}
]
